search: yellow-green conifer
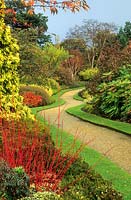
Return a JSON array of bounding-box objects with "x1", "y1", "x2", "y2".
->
[{"x1": 0, "y1": 0, "x2": 33, "y2": 120}]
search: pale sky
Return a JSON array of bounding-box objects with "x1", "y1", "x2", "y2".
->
[{"x1": 38, "y1": 0, "x2": 131, "y2": 41}]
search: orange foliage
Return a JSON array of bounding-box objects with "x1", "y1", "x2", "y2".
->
[
  {"x1": 27, "y1": 9, "x2": 34, "y2": 15},
  {"x1": 1, "y1": 0, "x2": 89, "y2": 15},
  {"x1": 50, "y1": 6, "x2": 58, "y2": 14},
  {"x1": 21, "y1": 0, "x2": 34, "y2": 7}
]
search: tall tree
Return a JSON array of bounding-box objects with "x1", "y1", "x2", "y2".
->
[
  {"x1": 118, "y1": 21, "x2": 131, "y2": 48},
  {"x1": 61, "y1": 38, "x2": 87, "y2": 54},
  {"x1": 5, "y1": 0, "x2": 51, "y2": 46},
  {"x1": 66, "y1": 19, "x2": 117, "y2": 47},
  {"x1": 18, "y1": 42, "x2": 69, "y2": 85},
  {"x1": 97, "y1": 34, "x2": 122, "y2": 73},
  {"x1": 42, "y1": 43, "x2": 69, "y2": 78},
  {"x1": 60, "y1": 38, "x2": 87, "y2": 80},
  {"x1": 62, "y1": 49, "x2": 85, "y2": 81},
  {"x1": 66, "y1": 19, "x2": 118, "y2": 68},
  {"x1": 86, "y1": 31, "x2": 117, "y2": 68}
]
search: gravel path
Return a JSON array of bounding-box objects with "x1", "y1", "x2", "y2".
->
[{"x1": 40, "y1": 89, "x2": 131, "y2": 174}]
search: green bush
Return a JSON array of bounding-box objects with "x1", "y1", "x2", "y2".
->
[
  {"x1": 83, "y1": 103, "x2": 93, "y2": 113},
  {"x1": 81, "y1": 90, "x2": 93, "y2": 102},
  {"x1": 91, "y1": 66, "x2": 131, "y2": 122},
  {"x1": 61, "y1": 159, "x2": 123, "y2": 200},
  {"x1": 20, "y1": 85, "x2": 54, "y2": 106},
  {"x1": 79, "y1": 67, "x2": 99, "y2": 96},
  {"x1": 43, "y1": 78, "x2": 60, "y2": 95},
  {"x1": 19, "y1": 191, "x2": 64, "y2": 200},
  {"x1": 79, "y1": 67, "x2": 99, "y2": 81},
  {"x1": 0, "y1": 160, "x2": 30, "y2": 200},
  {"x1": 79, "y1": 90, "x2": 94, "y2": 113}
]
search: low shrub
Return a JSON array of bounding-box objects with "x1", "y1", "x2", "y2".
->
[
  {"x1": 83, "y1": 103, "x2": 93, "y2": 113},
  {"x1": 68, "y1": 80, "x2": 85, "y2": 88},
  {"x1": 79, "y1": 67, "x2": 99, "y2": 81},
  {"x1": 43, "y1": 78, "x2": 60, "y2": 95},
  {"x1": 0, "y1": 120, "x2": 55, "y2": 189},
  {"x1": 0, "y1": 119, "x2": 84, "y2": 192},
  {"x1": 19, "y1": 85, "x2": 53, "y2": 106},
  {"x1": 81, "y1": 90, "x2": 93, "y2": 102},
  {"x1": 61, "y1": 159, "x2": 123, "y2": 200},
  {"x1": 19, "y1": 191, "x2": 64, "y2": 200},
  {"x1": 0, "y1": 95, "x2": 34, "y2": 121},
  {"x1": 0, "y1": 160, "x2": 30, "y2": 200},
  {"x1": 22, "y1": 92, "x2": 43, "y2": 107}
]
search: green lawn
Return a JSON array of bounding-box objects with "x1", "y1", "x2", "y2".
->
[
  {"x1": 72, "y1": 91, "x2": 131, "y2": 135},
  {"x1": 73, "y1": 93, "x2": 84, "y2": 101},
  {"x1": 66, "y1": 104, "x2": 131, "y2": 135}
]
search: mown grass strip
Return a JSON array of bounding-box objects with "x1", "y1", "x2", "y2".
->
[
  {"x1": 66, "y1": 104, "x2": 131, "y2": 135},
  {"x1": 73, "y1": 93, "x2": 84, "y2": 101}
]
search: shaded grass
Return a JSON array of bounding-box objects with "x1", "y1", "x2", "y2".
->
[
  {"x1": 66, "y1": 104, "x2": 131, "y2": 135},
  {"x1": 31, "y1": 105, "x2": 131, "y2": 200},
  {"x1": 73, "y1": 93, "x2": 84, "y2": 101}
]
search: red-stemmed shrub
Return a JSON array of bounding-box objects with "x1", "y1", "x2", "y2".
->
[
  {"x1": 0, "y1": 119, "x2": 86, "y2": 192},
  {"x1": 22, "y1": 92, "x2": 43, "y2": 107}
]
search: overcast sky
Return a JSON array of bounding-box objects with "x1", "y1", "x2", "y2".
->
[{"x1": 37, "y1": 0, "x2": 131, "y2": 41}]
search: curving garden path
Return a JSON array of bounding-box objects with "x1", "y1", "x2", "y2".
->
[{"x1": 40, "y1": 89, "x2": 131, "y2": 174}]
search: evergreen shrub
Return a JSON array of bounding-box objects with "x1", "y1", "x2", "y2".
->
[
  {"x1": 61, "y1": 159, "x2": 123, "y2": 200},
  {"x1": 90, "y1": 66, "x2": 131, "y2": 122},
  {"x1": 0, "y1": 160, "x2": 30, "y2": 200}
]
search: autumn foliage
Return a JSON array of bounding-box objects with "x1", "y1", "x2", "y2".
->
[
  {"x1": 62, "y1": 49, "x2": 85, "y2": 81},
  {"x1": 1, "y1": 0, "x2": 89, "y2": 17},
  {"x1": 0, "y1": 118, "x2": 85, "y2": 191},
  {"x1": 22, "y1": 92, "x2": 43, "y2": 107}
]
